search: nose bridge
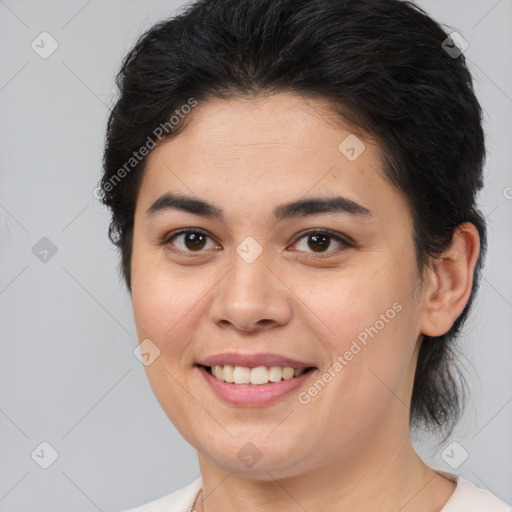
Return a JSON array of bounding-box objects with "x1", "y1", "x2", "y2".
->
[
  {"x1": 208, "y1": 237, "x2": 291, "y2": 330},
  {"x1": 231, "y1": 239, "x2": 271, "y2": 297}
]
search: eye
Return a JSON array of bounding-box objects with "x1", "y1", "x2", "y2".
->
[
  {"x1": 163, "y1": 228, "x2": 352, "y2": 257},
  {"x1": 164, "y1": 228, "x2": 219, "y2": 254},
  {"x1": 289, "y1": 229, "x2": 352, "y2": 256}
]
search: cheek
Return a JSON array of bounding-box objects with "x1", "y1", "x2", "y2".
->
[
  {"x1": 293, "y1": 262, "x2": 406, "y2": 349},
  {"x1": 130, "y1": 246, "x2": 200, "y2": 345},
  {"x1": 130, "y1": 253, "x2": 204, "y2": 435},
  {"x1": 299, "y1": 259, "x2": 418, "y2": 394}
]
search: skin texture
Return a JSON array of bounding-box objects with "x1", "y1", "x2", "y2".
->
[{"x1": 130, "y1": 92, "x2": 480, "y2": 511}]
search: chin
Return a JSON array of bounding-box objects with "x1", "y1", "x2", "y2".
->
[{"x1": 196, "y1": 432, "x2": 312, "y2": 477}]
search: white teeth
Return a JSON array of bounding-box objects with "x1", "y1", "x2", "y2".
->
[
  {"x1": 233, "y1": 366, "x2": 250, "y2": 384},
  {"x1": 250, "y1": 366, "x2": 269, "y2": 385},
  {"x1": 282, "y1": 367, "x2": 295, "y2": 380},
  {"x1": 269, "y1": 366, "x2": 283, "y2": 382},
  {"x1": 222, "y1": 364, "x2": 234, "y2": 383},
  {"x1": 210, "y1": 365, "x2": 307, "y2": 385},
  {"x1": 213, "y1": 365, "x2": 222, "y2": 379}
]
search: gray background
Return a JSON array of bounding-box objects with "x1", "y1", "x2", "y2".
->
[{"x1": 0, "y1": 1, "x2": 511, "y2": 510}]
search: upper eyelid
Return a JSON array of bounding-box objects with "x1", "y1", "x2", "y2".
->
[
  {"x1": 165, "y1": 227, "x2": 218, "y2": 245},
  {"x1": 290, "y1": 228, "x2": 353, "y2": 245}
]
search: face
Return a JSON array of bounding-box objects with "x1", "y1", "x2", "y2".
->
[{"x1": 130, "y1": 92, "x2": 428, "y2": 479}]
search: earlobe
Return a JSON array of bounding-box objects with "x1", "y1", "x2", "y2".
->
[{"x1": 420, "y1": 222, "x2": 480, "y2": 338}]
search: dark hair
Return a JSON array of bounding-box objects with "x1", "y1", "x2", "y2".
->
[{"x1": 99, "y1": 0, "x2": 487, "y2": 436}]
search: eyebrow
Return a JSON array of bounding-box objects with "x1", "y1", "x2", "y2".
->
[{"x1": 145, "y1": 192, "x2": 372, "y2": 222}]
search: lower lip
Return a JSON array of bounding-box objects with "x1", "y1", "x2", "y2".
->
[{"x1": 197, "y1": 365, "x2": 316, "y2": 407}]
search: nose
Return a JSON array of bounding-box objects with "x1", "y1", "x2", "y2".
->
[{"x1": 208, "y1": 247, "x2": 293, "y2": 333}]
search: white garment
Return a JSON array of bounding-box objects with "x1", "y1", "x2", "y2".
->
[{"x1": 121, "y1": 469, "x2": 511, "y2": 512}]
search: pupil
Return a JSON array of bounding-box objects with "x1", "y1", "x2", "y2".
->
[{"x1": 309, "y1": 234, "x2": 329, "y2": 252}]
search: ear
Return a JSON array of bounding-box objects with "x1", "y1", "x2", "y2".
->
[{"x1": 419, "y1": 222, "x2": 481, "y2": 338}]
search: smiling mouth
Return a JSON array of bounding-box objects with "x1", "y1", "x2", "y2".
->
[{"x1": 200, "y1": 364, "x2": 316, "y2": 385}]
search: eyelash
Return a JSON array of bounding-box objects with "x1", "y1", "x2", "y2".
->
[{"x1": 162, "y1": 227, "x2": 353, "y2": 258}]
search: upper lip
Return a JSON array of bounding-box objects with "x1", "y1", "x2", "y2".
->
[{"x1": 197, "y1": 352, "x2": 316, "y2": 369}]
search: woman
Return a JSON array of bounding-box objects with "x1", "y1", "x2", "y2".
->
[{"x1": 99, "y1": 0, "x2": 511, "y2": 510}]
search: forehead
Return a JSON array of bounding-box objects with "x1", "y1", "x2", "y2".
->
[{"x1": 137, "y1": 92, "x2": 409, "y2": 229}]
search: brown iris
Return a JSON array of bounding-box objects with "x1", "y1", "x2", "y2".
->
[
  {"x1": 307, "y1": 233, "x2": 331, "y2": 252},
  {"x1": 183, "y1": 232, "x2": 208, "y2": 251}
]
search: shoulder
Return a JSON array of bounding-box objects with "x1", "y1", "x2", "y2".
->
[
  {"x1": 436, "y1": 470, "x2": 511, "y2": 512},
  {"x1": 118, "y1": 476, "x2": 202, "y2": 512}
]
